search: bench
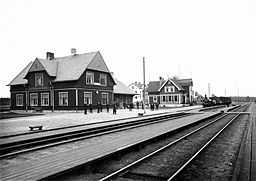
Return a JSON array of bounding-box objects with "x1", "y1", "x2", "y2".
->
[
  {"x1": 32, "y1": 107, "x2": 43, "y2": 112},
  {"x1": 138, "y1": 113, "x2": 144, "y2": 116},
  {"x1": 29, "y1": 126, "x2": 43, "y2": 131}
]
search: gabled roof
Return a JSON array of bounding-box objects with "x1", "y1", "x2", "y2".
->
[
  {"x1": 129, "y1": 82, "x2": 144, "y2": 89},
  {"x1": 147, "y1": 78, "x2": 192, "y2": 93},
  {"x1": 114, "y1": 77, "x2": 135, "y2": 95},
  {"x1": 158, "y1": 79, "x2": 184, "y2": 91},
  {"x1": 8, "y1": 51, "x2": 112, "y2": 85},
  {"x1": 7, "y1": 62, "x2": 33, "y2": 86}
]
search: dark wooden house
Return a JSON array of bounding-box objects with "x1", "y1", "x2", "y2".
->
[{"x1": 8, "y1": 49, "x2": 116, "y2": 111}]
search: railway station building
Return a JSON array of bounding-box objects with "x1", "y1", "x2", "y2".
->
[
  {"x1": 147, "y1": 77, "x2": 193, "y2": 106},
  {"x1": 113, "y1": 76, "x2": 135, "y2": 108},
  {"x1": 7, "y1": 49, "x2": 117, "y2": 111}
]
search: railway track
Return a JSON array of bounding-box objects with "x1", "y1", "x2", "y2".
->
[
  {"x1": 90, "y1": 104, "x2": 249, "y2": 181},
  {"x1": 0, "y1": 112, "x2": 190, "y2": 158}
]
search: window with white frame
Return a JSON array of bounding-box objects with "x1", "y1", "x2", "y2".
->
[
  {"x1": 100, "y1": 74, "x2": 107, "y2": 86},
  {"x1": 35, "y1": 73, "x2": 43, "y2": 87},
  {"x1": 30, "y1": 93, "x2": 38, "y2": 106},
  {"x1": 16, "y1": 94, "x2": 23, "y2": 106},
  {"x1": 86, "y1": 72, "x2": 94, "y2": 85},
  {"x1": 59, "y1": 92, "x2": 68, "y2": 106},
  {"x1": 84, "y1": 92, "x2": 92, "y2": 104},
  {"x1": 153, "y1": 96, "x2": 157, "y2": 103},
  {"x1": 168, "y1": 95, "x2": 172, "y2": 102},
  {"x1": 102, "y1": 93, "x2": 108, "y2": 105},
  {"x1": 162, "y1": 95, "x2": 166, "y2": 102},
  {"x1": 165, "y1": 86, "x2": 174, "y2": 93},
  {"x1": 174, "y1": 95, "x2": 178, "y2": 102},
  {"x1": 41, "y1": 93, "x2": 49, "y2": 106}
]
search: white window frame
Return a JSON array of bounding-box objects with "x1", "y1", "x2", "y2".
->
[
  {"x1": 41, "y1": 93, "x2": 49, "y2": 106},
  {"x1": 35, "y1": 73, "x2": 43, "y2": 87},
  {"x1": 100, "y1": 73, "x2": 107, "y2": 86},
  {"x1": 84, "y1": 92, "x2": 92, "y2": 104},
  {"x1": 30, "y1": 93, "x2": 38, "y2": 106},
  {"x1": 174, "y1": 95, "x2": 178, "y2": 103},
  {"x1": 16, "y1": 94, "x2": 23, "y2": 106},
  {"x1": 86, "y1": 72, "x2": 94, "y2": 85},
  {"x1": 102, "y1": 93, "x2": 108, "y2": 105},
  {"x1": 165, "y1": 86, "x2": 175, "y2": 93},
  {"x1": 59, "y1": 92, "x2": 68, "y2": 106}
]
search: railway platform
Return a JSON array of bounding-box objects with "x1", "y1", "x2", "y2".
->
[
  {"x1": 233, "y1": 102, "x2": 256, "y2": 181},
  {"x1": 0, "y1": 111, "x2": 220, "y2": 180},
  {"x1": 0, "y1": 106, "x2": 202, "y2": 137}
]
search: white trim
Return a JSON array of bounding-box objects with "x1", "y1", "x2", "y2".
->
[
  {"x1": 35, "y1": 73, "x2": 44, "y2": 87},
  {"x1": 41, "y1": 93, "x2": 49, "y2": 106},
  {"x1": 16, "y1": 94, "x2": 23, "y2": 106},
  {"x1": 84, "y1": 92, "x2": 92, "y2": 104},
  {"x1": 102, "y1": 92, "x2": 108, "y2": 105},
  {"x1": 100, "y1": 73, "x2": 107, "y2": 86},
  {"x1": 158, "y1": 79, "x2": 182, "y2": 92},
  {"x1": 59, "y1": 92, "x2": 68, "y2": 106},
  {"x1": 76, "y1": 88, "x2": 78, "y2": 106},
  {"x1": 86, "y1": 72, "x2": 94, "y2": 85},
  {"x1": 30, "y1": 93, "x2": 38, "y2": 106}
]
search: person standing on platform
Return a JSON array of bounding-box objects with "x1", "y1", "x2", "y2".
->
[
  {"x1": 89, "y1": 103, "x2": 92, "y2": 113},
  {"x1": 113, "y1": 102, "x2": 117, "y2": 114},
  {"x1": 97, "y1": 102, "x2": 100, "y2": 113},
  {"x1": 100, "y1": 102, "x2": 103, "y2": 112},
  {"x1": 136, "y1": 101, "x2": 139, "y2": 110},
  {"x1": 84, "y1": 103, "x2": 87, "y2": 114},
  {"x1": 106, "y1": 103, "x2": 109, "y2": 113},
  {"x1": 129, "y1": 102, "x2": 133, "y2": 111}
]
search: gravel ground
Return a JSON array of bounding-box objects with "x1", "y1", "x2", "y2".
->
[
  {"x1": 127, "y1": 114, "x2": 237, "y2": 179},
  {"x1": 0, "y1": 106, "x2": 201, "y2": 136},
  {"x1": 176, "y1": 113, "x2": 249, "y2": 181}
]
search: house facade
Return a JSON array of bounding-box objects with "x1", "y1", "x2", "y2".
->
[
  {"x1": 8, "y1": 50, "x2": 116, "y2": 111},
  {"x1": 128, "y1": 82, "x2": 145, "y2": 103},
  {"x1": 147, "y1": 78, "x2": 193, "y2": 106}
]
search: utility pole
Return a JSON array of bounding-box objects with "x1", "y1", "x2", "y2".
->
[
  {"x1": 143, "y1": 57, "x2": 146, "y2": 114},
  {"x1": 208, "y1": 83, "x2": 211, "y2": 97}
]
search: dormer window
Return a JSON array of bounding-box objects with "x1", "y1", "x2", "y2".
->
[
  {"x1": 86, "y1": 72, "x2": 94, "y2": 85},
  {"x1": 165, "y1": 86, "x2": 174, "y2": 93},
  {"x1": 35, "y1": 73, "x2": 43, "y2": 87},
  {"x1": 100, "y1": 73, "x2": 107, "y2": 86}
]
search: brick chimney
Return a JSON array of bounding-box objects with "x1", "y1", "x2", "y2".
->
[
  {"x1": 71, "y1": 48, "x2": 76, "y2": 55},
  {"x1": 159, "y1": 76, "x2": 163, "y2": 88},
  {"x1": 46, "y1": 52, "x2": 54, "y2": 60}
]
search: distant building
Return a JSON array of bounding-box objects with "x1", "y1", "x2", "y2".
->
[
  {"x1": 128, "y1": 82, "x2": 145, "y2": 103},
  {"x1": 7, "y1": 49, "x2": 116, "y2": 111},
  {"x1": 113, "y1": 76, "x2": 135, "y2": 108},
  {"x1": 147, "y1": 77, "x2": 193, "y2": 106}
]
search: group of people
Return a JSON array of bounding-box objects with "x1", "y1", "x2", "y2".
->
[
  {"x1": 150, "y1": 102, "x2": 159, "y2": 111},
  {"x1": 83, "y1": 102, "x2": 116, "y2": 114}
]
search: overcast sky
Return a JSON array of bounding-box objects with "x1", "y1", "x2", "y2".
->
[{"x1": 1, "y1": 0, "x2": 255, "y2": 98}]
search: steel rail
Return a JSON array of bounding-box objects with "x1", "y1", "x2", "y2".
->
[
  {"x1": 0, "y1": 113, "x2": 188, "y2": 158},
  {"x1": 167, "y1": 104, "x2": 249, "y2": 180},
  {"x1": 99, "y1": 104, "x2": 248, "y2": 181}
]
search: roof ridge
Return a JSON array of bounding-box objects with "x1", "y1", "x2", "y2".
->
[{"x1": 51, "y1": 51, "x2": 99, "y2": 61}]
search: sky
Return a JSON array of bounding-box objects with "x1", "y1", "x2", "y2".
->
[{"x1": 0, "y1": 0, "x2": 255, "y2": 98}]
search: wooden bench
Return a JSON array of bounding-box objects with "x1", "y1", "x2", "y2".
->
[
  {"x1": 32, "y1": 107, "x2": 43, "y2": 112},
  {"x1": 29, "y1": 126, "x2": 43, "y2": 131},
  {"x1": 138, "y1": 113, "x2": 144, "y2": 116}
]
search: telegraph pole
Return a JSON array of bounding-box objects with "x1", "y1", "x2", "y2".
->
[{"x1": 143, "y1": 57, "x2": 146, "y2": 114}]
